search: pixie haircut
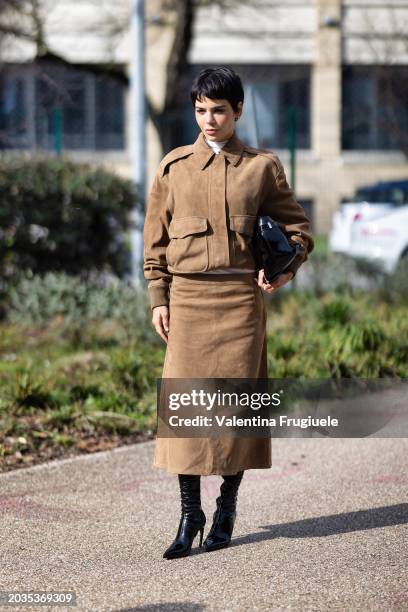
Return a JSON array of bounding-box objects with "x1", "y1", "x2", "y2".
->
[{"x1": 190, "y1": 66, "x2": 244, "y2": 112}]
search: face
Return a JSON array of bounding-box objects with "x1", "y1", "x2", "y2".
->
[{"x1": 194, "y1": 96, "x2": 243, "y2": 142}]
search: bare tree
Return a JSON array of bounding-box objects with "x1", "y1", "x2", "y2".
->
[{"x1": 0, "y1": 0, "x2": 47, "y2": 57}]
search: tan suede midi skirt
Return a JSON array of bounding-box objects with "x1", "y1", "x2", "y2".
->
[{"x1": 153, "y1": 272, "x2": 272, "y2": 476}]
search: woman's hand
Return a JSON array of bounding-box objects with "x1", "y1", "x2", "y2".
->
[
  {"x1": 152, "y1": 305, "x2": 170, "y2": 344},
  {"x1": 257, "y1": 268, "x2": 294, "y2": 293}
]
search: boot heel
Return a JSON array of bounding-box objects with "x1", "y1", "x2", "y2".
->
[{"x1": 198, "y1": 526, "x2": 204, "y2": 547}]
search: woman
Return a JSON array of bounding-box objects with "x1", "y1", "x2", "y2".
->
[{"x1": 143, "y1": 66, "x2": 314, "y2": 559}]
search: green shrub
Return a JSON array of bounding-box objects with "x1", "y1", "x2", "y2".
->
[
  {"x1": 266, "y1": 290, "x2": 407, "y2": 378},
  {"x1": 319, "y1": 296, "x2": 353, "y2": 330},
  {"x1": 376, "y1": 258, "x2": 408, "y2": 306},
  {"x1": 0, "y1": 156, "x2": 139, "y2": 285},
  {"x1": 5, "y1": 271, "x2": 157, "y2": 347},
  {"x1": 301, "y1": 251, "x2": 386, "y2": 296}
]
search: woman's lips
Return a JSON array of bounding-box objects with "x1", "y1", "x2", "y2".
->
[{"x1": 206, "y1": 129, "x2": 217, "y2": 134}]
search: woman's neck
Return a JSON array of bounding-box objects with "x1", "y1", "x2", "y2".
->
[{"x1": 205, "y1": 138, "x2": 228, "y2": 154}]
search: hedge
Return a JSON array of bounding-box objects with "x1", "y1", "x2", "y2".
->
[{"x1": 0, "y1": 156, "x2": 140, "y2": 281}]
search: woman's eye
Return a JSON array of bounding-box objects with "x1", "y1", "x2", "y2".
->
[{"x1": 196, "y1": 110, "x2": 224, "y2": 114}]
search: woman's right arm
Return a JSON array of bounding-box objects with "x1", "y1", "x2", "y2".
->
[{"x1": 143, "y1": 168, "x2": 172, "y2": 342}]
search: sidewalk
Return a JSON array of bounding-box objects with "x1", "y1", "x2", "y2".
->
[{"x1": 0, "y1": 438, "x2": 407, "y2": 611}]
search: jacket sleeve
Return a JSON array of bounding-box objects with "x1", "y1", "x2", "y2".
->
[
  {"x1": 258, "y1": 156, "x2": 314, "y2": 278},
  {"x1": 143, "y1": 167, "x2": 173, "y2": 310}
]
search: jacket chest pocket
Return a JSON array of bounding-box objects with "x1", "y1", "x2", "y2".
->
[
  {"x1": 229, "y1": 214, "x2": 257, "y2": 264},
  {"x1": 167, "y1": 216, "x2": 209, "y2": 272}
]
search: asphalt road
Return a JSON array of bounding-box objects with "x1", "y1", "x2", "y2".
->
[{"x1": 0, "y1": 438, "x2": 407, "y2": 611}]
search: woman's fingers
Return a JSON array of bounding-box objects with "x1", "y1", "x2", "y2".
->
[
  {"x1": 258, "y1": 268, "x2": 272, "y2": 291},
  {"x1": 152, "y1": 306, "x2": 170, "y2": 344},
  {"x1": 257, "y1": 269, "x2": 266, "y2": 287},
  {"x1": 258, "y1": 270, "x2": 294, "y2": 293},
  {"x1": 162, "y1": 309, "x2": 169, "y2": 333},
  {"x1": 156, "y1": 323, "x2": 168, "y2": 344}
]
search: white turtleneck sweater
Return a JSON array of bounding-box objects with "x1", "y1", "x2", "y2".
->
[
  {"x1": 205, "y1": 136, "x2": 229, "y2": 154},
  {"x1": 201, "y1": 136, "x2": 255, "y2": 275}
]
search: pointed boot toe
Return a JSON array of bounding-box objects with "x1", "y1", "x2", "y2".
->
[{"x1": 163, "y1": 511, "x2": 206, "y2": 559}]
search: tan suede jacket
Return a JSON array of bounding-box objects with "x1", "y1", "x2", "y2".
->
[{"x1": 143, "y1": 131, "x2": 314, "y2": 310}]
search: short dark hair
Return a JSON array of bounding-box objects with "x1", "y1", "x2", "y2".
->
[{"x1": 190, "y1": 66, "x2": 244, "y2": 112}]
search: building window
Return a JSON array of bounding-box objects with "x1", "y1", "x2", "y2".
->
[
  {"x1": 0, "y1": 63, "x2": 126, "y2": 151},
  {"x1": 177, "y1": 64, "x2": 311, "y2": 150},
  {"x1": 0, "y1": 74, "x2": 27, "y2": 149},
  {"x1": 35, "y1": 71, "x2": 87, "y2": 150},
  {"x1": 95, "y1": 75, "x2": 125, "y2": 150},
  {"x1": 342, "y1": 65, "x2": 408, "y2": 152}
]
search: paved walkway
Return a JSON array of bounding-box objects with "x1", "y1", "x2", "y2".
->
[{"x1": 0, "y1": 438, "x2": 407, "y2": 611}]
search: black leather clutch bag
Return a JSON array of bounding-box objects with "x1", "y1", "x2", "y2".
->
[{"x1": 251, "y1": 215, "x2": 302, "y2": 283}]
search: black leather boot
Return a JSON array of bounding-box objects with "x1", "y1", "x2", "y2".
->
[
  {"x1": 203, "y1": 470, "x2": 244, "y2": 552},
  {"x1": 163, "y1": 474, "x2": 206, "y2": 559}
]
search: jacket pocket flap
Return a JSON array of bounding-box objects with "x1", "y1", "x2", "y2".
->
[
  {"x1": 169, "y1": 216, "x2": 208, "y2": 239},
  {"x1": 229, "y1": 214, "x2": 257, "y2": 236}
]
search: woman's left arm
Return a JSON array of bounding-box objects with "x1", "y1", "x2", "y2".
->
[{"x1": 258, "y1": 155, "x2": 315, "y2": 280}]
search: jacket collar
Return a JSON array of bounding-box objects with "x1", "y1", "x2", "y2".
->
[{"x1": 193, "y1": 131, "x2": 246, "y2": 170}]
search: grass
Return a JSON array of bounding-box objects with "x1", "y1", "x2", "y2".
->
[
  {"x1": 264, "y1": 290, "x2": 407, "y2": 378},
  {"x1": 0, "y1": 321, "x2": 165, "y2": 471}
]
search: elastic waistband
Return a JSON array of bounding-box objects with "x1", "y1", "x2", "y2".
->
[{"x1": 171, "y1": 272, "x2": 257, "y2": 283}]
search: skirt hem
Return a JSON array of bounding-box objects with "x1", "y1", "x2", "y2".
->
[{"x1": 153, "y1": 460, "x2": 272, "y2": 476}]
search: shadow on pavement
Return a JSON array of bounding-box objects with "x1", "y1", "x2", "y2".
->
[{"x1": 234, "y1": 503, "x2": 408, "y2": 546}]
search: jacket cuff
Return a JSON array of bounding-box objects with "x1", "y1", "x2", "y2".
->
[
  {"x1": 148, "y1": 283, "x2": 171, "y2": 310},
  {"x1": 286, "y1": 235, "x2": 311, "y2": 279},
  {"x1": 285, "y1": 257, "x2": 303, "y2": 279}
]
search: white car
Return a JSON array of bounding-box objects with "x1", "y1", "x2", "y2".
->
[
  {"x1": 329, "y1": 181, "x2": 408, "y2": 254},
  {"x1": 349, "y1": 206, "x2": 408, "y2": 273}
]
